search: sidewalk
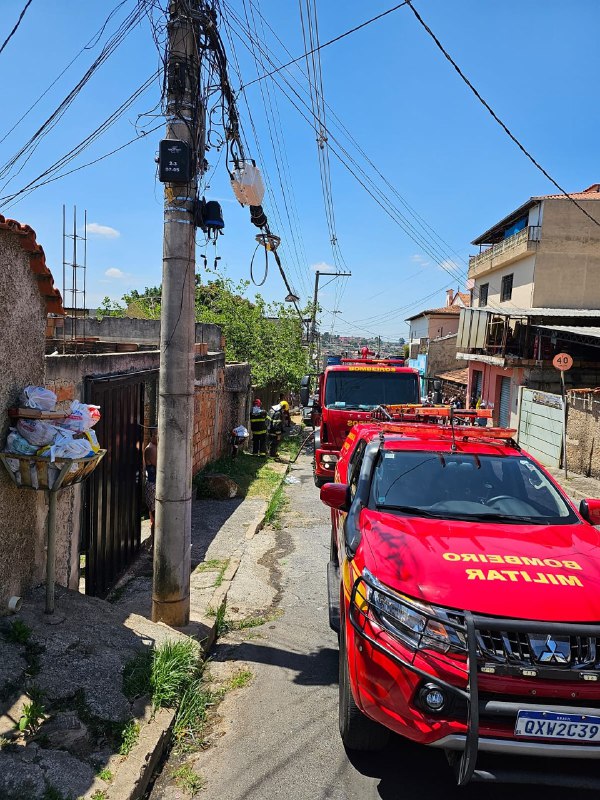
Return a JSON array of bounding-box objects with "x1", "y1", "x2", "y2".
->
[
  {"x1": 546, "y1": 466, "x2": 600, "y2": 504},
  {"x1": 0, "y1": 454, "x2": 289, "y2": 800}
]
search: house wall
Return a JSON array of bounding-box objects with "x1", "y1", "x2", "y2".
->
[
  {"x1": 473, "y1": 254, "x2": 535, "y2": 309},
  {"x1": 466, "y1": 362, "x2": 524, "y2": 428},
  {"x1": 532, "y1": 199, "x2": 600, "y2": 309},
  {"x1": 0, "y1": 232, "x2": 47, "y2": 610},
  {"x1": 426, "y1": 314, "x2": 460, "y2": 340},
  {"x1": 408, "y1": 316, "x2": 429, "y2": 343}
]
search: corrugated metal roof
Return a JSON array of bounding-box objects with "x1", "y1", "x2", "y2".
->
[
  {"x1": 535, "y1": 324, "x2": 600, "y2": 339},
  {"x1": 477, "y1": 307, "x2": 600, "y2": 318}
]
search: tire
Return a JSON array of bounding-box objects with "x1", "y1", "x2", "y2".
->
[
  {"x1": 339, "y1": 623, "x2": 389, "y2": 751},
  {"x1": 314, "y1": 474, "x2": 327, "y2": 488}
]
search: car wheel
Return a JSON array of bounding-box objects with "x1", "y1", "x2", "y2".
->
[
  {"x1": 314, "y1": 475, "x2": 327, "y2": 488},
  {"x1": 339, "y1": 623, "x2": 389, "y2": 751}
]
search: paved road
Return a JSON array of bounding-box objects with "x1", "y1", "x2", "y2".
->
[{"x1": 156, "y1": 454, "x2": 594, "y2": 799}]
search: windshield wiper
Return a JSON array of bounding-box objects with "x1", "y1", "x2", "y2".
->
[
  {"x1": 375, "y1": 504, "x2": 445, "y2": 518},
  {"x1": 446, "y1": 512, "x2": 548, "y2": 525}
]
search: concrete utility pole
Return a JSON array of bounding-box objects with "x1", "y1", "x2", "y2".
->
[
  {"x1": 153, "y1": 0, "x2": 203, "y2": 626},
  {"x1": 309, "y1": 269, "x2": 351, "y2": 364}
]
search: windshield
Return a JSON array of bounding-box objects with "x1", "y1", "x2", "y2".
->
[
  {"x1": 324, "y1": 371, "x2": 419, "y2": 410},
  {"x1": 369, "y1": 450, "x2": 577, "y2": 525}
]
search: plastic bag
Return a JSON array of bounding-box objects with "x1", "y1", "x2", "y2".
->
[
  {"x1": 5, "y1": 429, "x2": 38, "y2": 455},
  {"x1": 42, "y1": 429, "x2": 93, "y2": 461},
  {"x1": 16, "y1": 419, "x2": 58, "y2": 447},
  {"x1": 233, "y1": 425, "x2": 248, "y2": 438},
  {"x1": 19, "y1": 386, "x2": 57, "y2": 411},
  {"x1": 61, "y1": 401, "x2": 101, "y2": 433}
]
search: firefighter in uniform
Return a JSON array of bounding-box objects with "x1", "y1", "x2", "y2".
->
[
  {"x1": 250, "y1": 398, "x2": 268, "y2": 455},
  {"x1": 267, "y1": 402, "x2": 284, "y2": 457}
]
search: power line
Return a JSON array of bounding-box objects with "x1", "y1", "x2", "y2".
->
[
  {"x1": 0, "y1": 0, "x2": 33, "y2": 57},
  {"x1": 240, "y1": 0, "x2": 410, "y2": 90},
  {"x1": 405, "y1": 0, "x2": 600, "y2": 230}
]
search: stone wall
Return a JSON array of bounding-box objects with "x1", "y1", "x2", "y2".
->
[
  {"x1": 427, "y1": 333, "x2": 467, "y2": 378},
  {"x1": 565, "y1": 393, "x2": 600, "y2": 479},
  {"x1": 0, "y1": 232, "x2": 47, "y2": 610}
]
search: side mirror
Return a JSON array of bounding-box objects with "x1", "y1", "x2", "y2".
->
[
  {"x1": 580, "y1": 499, "x2": 600, "y2": 525},
  {"x1": 320, "y1": 482, "x2": 350, "y2": 512},
  {"x1": 300, "y1": 386, "x2": 309, "y2": 406}
]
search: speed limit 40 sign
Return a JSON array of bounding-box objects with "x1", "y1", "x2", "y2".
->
[{"x1": 553, "y1": 352, "x2": 573, "y2": 371}]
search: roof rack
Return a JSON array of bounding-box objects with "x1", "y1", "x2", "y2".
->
[
  {"x1": 372, "y1": 422, "x2": 517, "y2": 443},
  {"x1": 370, "y1": 404, "x2": 492, "y2": 421}
]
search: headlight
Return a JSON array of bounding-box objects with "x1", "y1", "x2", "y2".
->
[
  {"x1": 321, "y1": 454, "x2": 338, "y2": 464},
  {"x1": 364, "y1": 570, "x2": 465, "y2": 654}
]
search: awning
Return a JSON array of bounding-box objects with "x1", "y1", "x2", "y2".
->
[{"x1": 434, "y1": 368, "x2": 468, "y2": 386}]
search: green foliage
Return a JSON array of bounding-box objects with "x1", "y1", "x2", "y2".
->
[
  {"x1": 194, "y1": 453, "x2": 281, "y2": 498},
  {"x1": 119, "y1": 720, "x2": 140, "y2": 757},
  {"x1": 113, "y1": 276, "x2": 308, "y2": 392},
  {"x1": 226, "y1": 669, "x2": 253, "y2": 690},
  {"x1": 4, "y1": 619, "x2": 31, "y2": 645},
  {"x1": 17, "y1": 692, "x2": 45, "y2": 736},
  {"x1": 122, "y1": 650, "x2": 153, "y2": 701},
  {"x1": 264, "y1": 484, "x2": 287, "y2": 528},
  {"x1": 91, "y1": 790, "x2": 108, "y2": 800},
  {"x1": 96, "y1": 296, "x2": 125, "y2": 318},
  {"x1": 97, "y1": 768, "x2": 113, "y2": 782}
]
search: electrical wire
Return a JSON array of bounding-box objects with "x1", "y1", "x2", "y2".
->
[
  {"x1": 240, "y1": 0, "x2": 410, "y2": 90},
  {"x1": 0, "y1": 0, "x2": 34, "y2": 57},
  {"x1": 405, "y1": 0, "x2": 600, "y2": 230}
]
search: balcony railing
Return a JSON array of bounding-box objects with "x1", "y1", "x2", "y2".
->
[{"x1": 469, "y1": 226, "x2": 540, "y2": 274}]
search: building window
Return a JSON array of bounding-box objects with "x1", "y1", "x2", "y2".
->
[
  {"x1": 500, "y1": 274, "x2": 513, "y2": 302},
  {"x1": 478, "y1": 283, "x2": 489, "y2": 307}
]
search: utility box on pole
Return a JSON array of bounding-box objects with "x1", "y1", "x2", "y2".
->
[{"x1": 153, "y1": 0, "x2": 203, "y2": 626}]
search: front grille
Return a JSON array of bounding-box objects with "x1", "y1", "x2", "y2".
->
[{"x1": 477, "y1": 630, "x2": 598, "y2": 669}]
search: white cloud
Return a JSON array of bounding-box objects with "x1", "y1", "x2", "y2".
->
[
  {"x1": 104, "y1": 267, "x2": 126, "y2": 279},
  {"x1": 411, "y1": 254, "x2": 430, "y2": 266},
  {"x1": 438, "y1": 258, "x2": 461, "y2": 274},
  {"x1": 310, "y1": 261, "x2": 335, "y2": 273},
  {"x1": 86, "y1": 222, "x2": 120, "y2": 239}
]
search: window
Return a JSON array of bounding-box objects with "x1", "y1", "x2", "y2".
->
[
  {"x1": 348, "y1": 441, "x2": 366, "y2": 499},
  {"x1": 501, "y1": 274, "x2": 513, "y2": 302},
  {"x1": 478, "y1": 283, "x2": 489, "y2": 307}
]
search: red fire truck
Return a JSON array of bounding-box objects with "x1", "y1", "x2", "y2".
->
[{"x1": 300, "y1": 357, "x2": 420, "y2": 487}]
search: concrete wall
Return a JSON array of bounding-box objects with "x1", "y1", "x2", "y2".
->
[
  {"x1": 473, "y1": 253, "x2": 535, "y2": 309},
  {"x1": 427, "y1": 334, "x2": 466, "y2": 378},
  {"x1": 426, "y1": 313, "x2": 460, "y2": 340},
  {"x1": 0, "y1": 231, "x2": 47, "y2": 610},
  {"x1": 533, "y1": 199, "x2": 600, "y2": 309},
  {"x1": 63, "y1": 317, "x2": 223, "y2": 351}
]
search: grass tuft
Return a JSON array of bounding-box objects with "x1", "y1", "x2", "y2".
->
[
  {"x1": 151, "y1": 640, "x2": 200, "y2": 711},
  {"x1": 264, "y1": 484, "x2": 287, "y2": 528},
  {"x1": 97, "y1": 768, "x2": 113, "y2": 782},
  {"x1": 194, "y1": 453, "x2": 281, "y2": 499},
  {"x1": 226, "y1": 668, "x2": 253, "y2": 690},
  {"x1": 119, "y1": 720, "x2": 140, "y2": 757},
  {"x1": 171, "y1": 763, "x2": 206, "y2": 795},
  {"x1": 4, "y1": 619, "x2": 31, "y2": 645}
]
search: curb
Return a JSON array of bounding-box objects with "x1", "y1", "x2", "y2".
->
[{"x1": 100, "y1": 708, "x2": 176, "y2": 800}]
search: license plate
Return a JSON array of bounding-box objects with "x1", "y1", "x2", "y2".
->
[{"x1": 515, "y1": 710, "x2": 600, "y2": 742}]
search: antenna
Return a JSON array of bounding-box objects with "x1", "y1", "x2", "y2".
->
[
  {"x1": 449, "y1": 406, "x2": 458, "y2": 452},
  {"x1": 62, "y1": 205, "x2": 88, "y2": 352}
]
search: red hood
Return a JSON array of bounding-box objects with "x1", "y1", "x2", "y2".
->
[
  {"x1": 324, "y1": 409, "x2": 374, "y2": 449},
  {"x1": 361, "y1": 509, "x2": 600, "y2": 622}
]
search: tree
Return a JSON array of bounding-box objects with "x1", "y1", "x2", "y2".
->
[{"x1": 96, "y1": 296, "x2": 125, "y2": 318}]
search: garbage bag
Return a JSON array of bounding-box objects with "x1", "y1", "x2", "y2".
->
[
  {"x1": 19, "y1": 386, "x2": 57, "y2": 411},
  {"x1": 61, "y1": 401, "x2": 101, "y2": 432},
  {"x1": 5, "y1": 429, "x2": 38, "y2": 455},
  {"x1": 16, "y1": 419, "x2": 58, "y2": 447}
]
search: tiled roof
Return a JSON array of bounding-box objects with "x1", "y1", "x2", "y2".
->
[
  {"x1": 0, "y1": 215, "x2": 64, "y2": 314},
  {"x1": 455, "y1": 291, "x2": 471, "y2": 306},
  {"x1": 435, "y1": 367, "x2": 468, "y2": 385},
  {"x1": 406, "y1": 305, "x2": 463, "y2": 321},
  {"x1": 538, "y1": 184, "x2": 600, "y2": 201}
]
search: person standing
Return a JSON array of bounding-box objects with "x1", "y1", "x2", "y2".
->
[
  {"x1": 267, "y1": 401, "x2": 284, "y2": 457},
  {"x1": 250, "y1": 398, "x2": 268, "y2": 455},
  {"x1": 144, "y1": 428, "x2": 158, "y2": 544},
  {"x1": 279, "y1": 392, "x2": 291, "y2": 429}
]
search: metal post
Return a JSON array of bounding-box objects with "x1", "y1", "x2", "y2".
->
[
  {"x1": 153, "y1": 0, "x2": 202, "y2": 626},
  {"x1": 46, "y1": 491, "x2": 57, "y2": 614},
  {"x1": 310, "y1": 270, "x2": 320, "y2": 365},
  {"x1": 561, "y1": 370, "x2": 568, "y2": 480}
]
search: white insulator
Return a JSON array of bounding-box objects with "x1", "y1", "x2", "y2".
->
[{"x1": 231, "y1": 163, "x2": 265, "y2": 206}]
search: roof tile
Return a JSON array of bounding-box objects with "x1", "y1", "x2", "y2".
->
[{"x1": 0, "y1": 214, "x2": 64, "y2": 314}]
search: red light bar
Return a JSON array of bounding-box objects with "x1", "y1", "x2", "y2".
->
[{"x1": 375, "y1": 423, "x2": 517, "y2": 441}]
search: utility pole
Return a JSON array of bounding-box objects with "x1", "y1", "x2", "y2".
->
[
  {"x1": 153, "y1": 0, "x2": 203, "y2": 626},
  {"x1": 309, "y1": 269, "x2": 351, "y2": 365}
]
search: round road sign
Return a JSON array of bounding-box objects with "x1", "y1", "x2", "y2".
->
[{"x1": 553, "y1": 352, "x2": 573, "y2": 371}]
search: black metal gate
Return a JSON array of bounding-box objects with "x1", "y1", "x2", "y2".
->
[{"x1": 84, "y1": 372, "x2": 146, "y2": 596}]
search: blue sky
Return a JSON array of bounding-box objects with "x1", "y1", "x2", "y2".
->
[{"x1": 1, "y1": 0, "x2": 598, "y2": 339}]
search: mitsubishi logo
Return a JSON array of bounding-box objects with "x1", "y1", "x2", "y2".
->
[{"x1": 529, "y1": 634, "x2": 571, "y2": 665}]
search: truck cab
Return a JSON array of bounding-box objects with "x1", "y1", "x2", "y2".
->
[{"x1": 301, "y1": 358, "x2": 419, "y2": 487}]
